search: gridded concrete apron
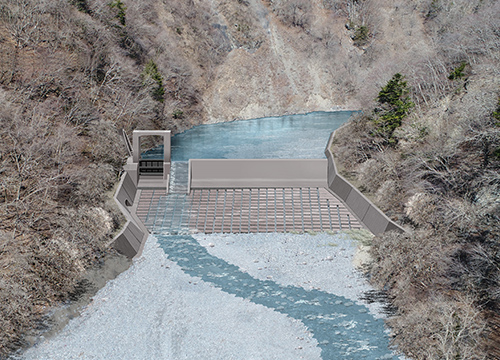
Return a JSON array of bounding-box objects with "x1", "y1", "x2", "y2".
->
[
  {"x1": 136, "y1": 162, "x2": 362, "y2": 234},
  {"x1": 138, "y1": 188, "x2": 362, "y2": 234},
  {"x1": 108, "y1": 123, "x2": 399, "y2": 359}
]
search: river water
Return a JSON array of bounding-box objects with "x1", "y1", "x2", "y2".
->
[{"x1": 18, "y1": 112, "x2": 403, "y2": 360}]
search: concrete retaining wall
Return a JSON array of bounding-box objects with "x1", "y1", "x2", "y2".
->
[
  {"x1": 111, "y1": 128, "x2": 403, "y2": 258},
  {"x1": 113, "y1": 220, "x2": 145, "y2": 258},
  {"x1": 112, "y1": 170, "x2": 149, "y2": 258},
  {"x1": 189, "y1": 159, "x2": 328, "y2": 190},
  {"x1": 325, "y1": 132, "x2": 405, "y2": 235},
  {"x1": 115, "y1": 171, "x2": 137, "y2": 210}
]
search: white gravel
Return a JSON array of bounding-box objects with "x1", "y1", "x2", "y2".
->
[
  {"x1": 20, "y1": 235, "x2": 321, "y2": 360},
  {"x1": 195, "y1": 232, "x2": 386, "y2": 318}
]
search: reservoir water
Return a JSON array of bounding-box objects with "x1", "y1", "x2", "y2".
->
[
  {"x1": 143, "y1": 111, "x2": 355, "y2": 160},
  {"x1": 19, "y1": 111, "x2": 403, "y2": 360}
]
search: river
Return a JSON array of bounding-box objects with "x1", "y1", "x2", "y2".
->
[{"x1": 18, "y1": 112, "x2": 403, "y2": 360}]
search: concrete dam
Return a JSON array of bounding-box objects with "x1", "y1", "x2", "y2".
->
[{"x1": 113, "y1": 113, "x2": 403, "y2": 258}]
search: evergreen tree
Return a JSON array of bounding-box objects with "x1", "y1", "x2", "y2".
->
[
  {"x1": 143, "y1": 60, "x2": 165, "y2": 102},
  {"x1": 373, "y1": 73, "x2": 414, "y2": 144},
  {"x1": 109, "y1": 0, "x2": 127, "y2": 26}
]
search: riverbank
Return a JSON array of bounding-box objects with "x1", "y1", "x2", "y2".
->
[
  {"x1": 18, "y1": 235, "x2": 322, "y2": 360},
  {"x1": 18, "y1": 232, "x2": 403, "y2": 359},
  {"x1": 8, "y1": 252, "x2": 131, "y2": 358}
]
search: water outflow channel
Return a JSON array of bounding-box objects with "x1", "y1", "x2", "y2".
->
[
  {"x1": 156, "y1": 233, "x2": 395, "y2": 359},
  {"x1": 21, "y1": 112, "x2": 401, "y2": 360}
]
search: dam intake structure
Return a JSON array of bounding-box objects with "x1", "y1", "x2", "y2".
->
[{"x1": 113, "y1": 113, "x2": 404, "y2": 258}]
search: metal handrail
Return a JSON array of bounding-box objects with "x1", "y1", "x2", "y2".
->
[{"x1": 121, "y1": 129, "x2": 133, "y2": 157}]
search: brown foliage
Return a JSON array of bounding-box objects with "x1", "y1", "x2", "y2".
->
[
  {"x1": 0, "y1": 0, "x2": 498, "y2": 358},
  {"x1": 331, "y1": 2, "x2": 500, "y2": 358},
  {"x1": 0, "y1": 0, "x2": 245, "y2": 350},
  {"x1": 370, "y1": 231, "x2": 455, "y2": 303},
  {"x1": 267, "y1": 0, "x2": 312, "y2": 29},
  {"x1": 388, "y1": 295, "x2": 487, "y2": 360}
]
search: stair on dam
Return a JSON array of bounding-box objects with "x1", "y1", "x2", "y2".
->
[{"x1": 168, "y1": 161, "x2": 189, "y2": 194}]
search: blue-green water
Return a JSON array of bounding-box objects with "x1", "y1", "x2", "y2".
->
[
  {"x1": 142, "y1": 111, "x2": 355, "y2": 161},
  {"x1": 157, "y1": 234, "x2": 396, "y2": 360},
  {"x1": 146, "y1": 111, "x2": 398, "y2": 359}
]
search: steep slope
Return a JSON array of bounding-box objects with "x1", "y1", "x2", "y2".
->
[
  {"x1": 0, "y1": 0, "x2": 498, "y2": 358},
  {"x1": 331, "y1": 1, "x2": 500, "y2": 358}
]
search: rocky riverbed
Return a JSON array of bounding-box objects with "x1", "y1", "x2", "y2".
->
[{"x1": 19, "y1": 231, "x2": 403, "y2": 360}]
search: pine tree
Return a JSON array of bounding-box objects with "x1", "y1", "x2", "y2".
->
[{"x1": 373, "y1": 73, "x2": 414, "y2": 144}]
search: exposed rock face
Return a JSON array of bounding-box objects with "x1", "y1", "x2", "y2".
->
[
  {"x1": 201, "y1": 1, "x2": 347, "y2": 121},
  {"x1": 156, "y1": 0, "x2": 352, "y2": 124},
  {"x1": 153, "y1": 0, "x2": 432, "y2": 125}
]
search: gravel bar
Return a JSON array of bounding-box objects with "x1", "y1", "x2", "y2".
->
[
  {"x1": 20, "y1": 235, "x2": 321, "y2": 360},
  {"x1": 20, "y1": 232, "x2": 403, "y2": 360}
]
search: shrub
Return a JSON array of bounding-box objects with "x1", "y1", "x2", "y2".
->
[
  {"x1": 109, "y1": 0, "x2": 126, "y2": 26},
  {"x1": 491, "y1": 97, "x2": 500, "y2": 160},
  {"x1": 85, "y1": 120, "x2": 126, "y2": 168},
  {"x1": 269, "y1": 0, "x2": 312, "y2": 29},
  {"x1": 71, "y1": 0, "x2": 91, "y2": 14},
  {"x1": 448, "y1": 62, "x2": 467, "y2": 80},
  {"x1": 142, "y1": 60, "x2": 165, "y2": 103},
  {"x1": 387, "y1": 295, "x2": 487, "y2": 360},
  {"x1": 426, "y1": 0, "x2": 441, "y2": 19},
  {"x1": 353, "y1": 25, "x2": 370, "y2": 47},
  {"x1": 493, "y1": 97, "x2": 500, "y2": 125},
  {"x1": 172, "y1": 109, "x2": 184, "y2": 119}
]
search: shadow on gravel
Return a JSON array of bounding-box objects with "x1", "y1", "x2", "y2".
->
[{"x1": 360, "y1": 290, "x2": 398, "y2": 317}]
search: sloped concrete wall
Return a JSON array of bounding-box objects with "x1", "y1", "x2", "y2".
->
[
  {"x1": 113, "y1": 220, "x2": 145, "y2": 257},
  {"x1": 112, "y1": 170, "x2": 149, "y2": 258},
  {"x1": 189, "y1": 159, "x2": 328, "y2": 190},
  {"x1": 325, "y1": 132, "x2": 405, "y2": 235},
  {"x1": 115, "y1": 171, "x2": 137, "y2": 211}
]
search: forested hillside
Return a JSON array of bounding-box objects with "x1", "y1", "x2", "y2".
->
[
  {"x1": 331, "y1": 1, "x2": 500, "y2": 358},
  {"x1": 0, "y1": 0, "x2": 498, "y2": 358}
]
